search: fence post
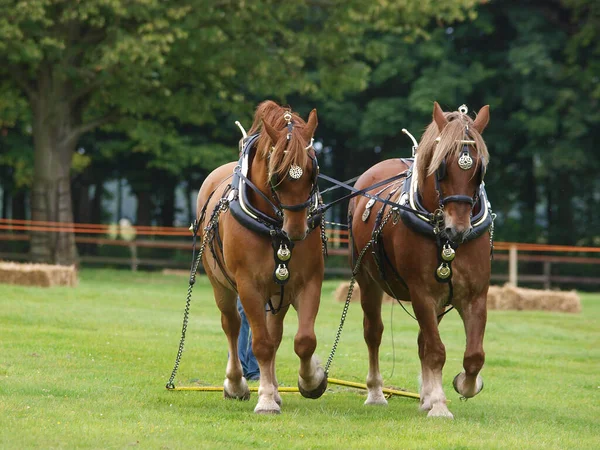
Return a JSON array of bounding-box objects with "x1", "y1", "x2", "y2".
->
[
  {"x1": 543, "y1": 261, "x2": 551, "y2": 289},
  {"x1": 129, "y1": 243, "x2": 138, "y2": 272},
  {"x1": 508, "y1": 244, "x2": 518, "y2": 286}
]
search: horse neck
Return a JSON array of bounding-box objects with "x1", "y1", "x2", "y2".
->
[{"x1": 247, "y1": 153, "x2": 278, "y2": 218}]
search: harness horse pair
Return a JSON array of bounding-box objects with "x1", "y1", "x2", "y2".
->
[{"x1": 167, "y1": 100, "x2": 494, "y2": 419}]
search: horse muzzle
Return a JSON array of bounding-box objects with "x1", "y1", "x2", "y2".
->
[{"x1": 443, "y1": 225, "x2": 473, "y2": 244}]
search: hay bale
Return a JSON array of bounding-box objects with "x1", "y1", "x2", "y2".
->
[
  {"x1": 487, "y1": 284, "x2": 581, "y2": 313},
  {"x1": 486, "y1": 285, "x2": 502, "y2": 309},
  {"x1": 334, "y1": 281, "x2": 361, "y2": 303},
  {"x1": 335, "y1": 281, "x2": 581, "y2": 313},
  {"x1": 161, "y1": 269, "x2": 190, "y2": 277},
  {"x1": 0, "y1": 261, "x2": 77, "y2": 288}
]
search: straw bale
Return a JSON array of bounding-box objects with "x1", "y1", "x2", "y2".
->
[
  {"x1": 335, "y1": 281, "x2": 581, "y2": 313},
  {"x1": 0, "y1": 261, "x2": 77, "y2": 288},
  {"x1": 486, "y1": 285, "x2": 502, "y2": 309},
  {"x1": 334, "y1": 281, "x2": 361, "y2": 303},
  {"x1": 487, "y1": 284, "x2": 581, "y2": 313},
  {"x1": 502, "y1": 284, "x2": 580, "y2": 313},
  {"x1": 162, "y1": 269, "x2": 190, "y2": 277}
]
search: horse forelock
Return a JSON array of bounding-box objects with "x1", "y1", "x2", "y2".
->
[
  {"x1": 417, "y1": 111, "x2": 489, "y2": 191},
  {"x1": 248, "y1": 100, "x2": 311, "y2": 186}
]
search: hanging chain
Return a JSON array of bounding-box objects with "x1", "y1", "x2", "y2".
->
[
  {"x1": 324, "y1": 212, "x2": 389, "y2": 374},
  {"x1": 165, "y1": 200, "x2": 228, "y2": 390},
  {"x1": 320, "y1": 218, "x2": 328, "y2": 257},
  {"x1": 165, "y1": 230, "x2": 208, "y2": 389},
  {"x1": 324, "y1": 277, "x2": 353, "y2": 375}
]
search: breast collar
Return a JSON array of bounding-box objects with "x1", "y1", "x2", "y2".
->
[
  {"x1": 395, "y1": 156, "x2": 493, "y2": 242},
  {"x1": 228, "y1": 133, "x2": 322, "y2": 238}
]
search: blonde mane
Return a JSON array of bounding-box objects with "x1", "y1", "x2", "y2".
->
[
  {"x1": 416, "y1": 110, "x2": 489, "y2": 191},
  {"x1": 248, "y1": 100, "x2": 311, "y2": 184}
]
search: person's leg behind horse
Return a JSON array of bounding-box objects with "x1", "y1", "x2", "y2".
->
[{"x1": 237, "y1": 298, "x2": 260, "y2": 381}]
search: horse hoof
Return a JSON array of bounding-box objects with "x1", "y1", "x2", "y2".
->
[
  {"x1": 364, "y1": 392, "x2": 388, "y2": 406},
  {"x1": 427, "y1": 404, "x2": 454, "y2": 419},
  {"x1": 298, "y1": 374, "x2": 328, "y2": 399},
  {"x1": 224, "y1": 389, "x2": 250, "y2": 401},
  {"x1": 254, "y1": 401, "x2": 281, "y2": 414},
  {"x1": 223, "y1": 378, "x2": 250, "y2": 401},
  {"x1": 453, "y1": 372, "x2": 484, "y2": 398},
  {"x1": 254, "y1": 408, "x2": 281, "y2": 415}
]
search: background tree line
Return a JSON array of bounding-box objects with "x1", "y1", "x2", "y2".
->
[{"x1": 0, "y1": 0, "x2": 599, "y2": 266}]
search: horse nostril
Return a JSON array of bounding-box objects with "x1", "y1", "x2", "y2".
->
[{"x1": 445, "y1": 227, "x2": 453, "y2": 236}]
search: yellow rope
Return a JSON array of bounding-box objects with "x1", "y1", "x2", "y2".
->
[
  {"x1": 168, "y1": 378, "x2": 420, "y2": 400},
  {"x1": 327, "y1": 377, "x2": 419, "y2": 399}
]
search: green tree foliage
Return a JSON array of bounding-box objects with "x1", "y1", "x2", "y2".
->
[
  {"x1": 306, "y1": 0, "x2": 600, "y2": 245},
  {"x1": 2, "y1": 0, "x2": 596, "y2": 267},
  {"x1": 0, "y1": 0, "x2": 481, "y2": 264}
]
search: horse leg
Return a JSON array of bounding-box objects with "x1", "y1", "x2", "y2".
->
[
  {"x1": 453, "y1": 294, "x2": 487, "y2": 398},
  {"x1": 357, "y1": 273, "x2": 387, "y2": 406},
  {"x1": 266, "y1": 297, "x2": 289, "y2": 407},
  {"x1": 414, "y1": 293, "x2": 453, "y2": 418},
  {"x1": 212, "y1": 285, "x2": 250, "y2": 401},
  {"x1": 294, "y1": 281, "x2": 328, "y2": 399},
  {"x1": 238, "y1": 286, "x2": 280, "y2": 414}
]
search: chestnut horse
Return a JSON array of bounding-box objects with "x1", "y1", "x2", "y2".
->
[
  {"x1": 196, "y1": 100, "x2": 327, "y2": 414},
  {"x1": 348, "y1": 102, "x2": 492, "y2": 418}
]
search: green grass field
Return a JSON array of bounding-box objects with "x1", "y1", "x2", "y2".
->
[{"x1": 1, "y1": 269, "x2": 599, "y2": 449}]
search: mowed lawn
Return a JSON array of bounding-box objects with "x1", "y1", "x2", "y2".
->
[{"x1": 1, "y1": 269, "x2": 598, "y2": 449}]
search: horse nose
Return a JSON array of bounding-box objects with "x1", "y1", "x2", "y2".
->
[
  {"x1": 445, "y1": 226, "x2": 471, "y2": 243},
  {"x1": 288, "y1": 228, "x2": 309, "y2": 242}
]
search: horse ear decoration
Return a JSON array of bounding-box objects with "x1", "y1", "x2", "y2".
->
[
  {"x1": 472, "y1": 105, "x2": 490, "y2": 134},
  {"x1": 433, "y1": 101, "x2": 448, "y2": 133},
  {"x1": 263, "y1": 119, "x2": 280, "y2": 145}
]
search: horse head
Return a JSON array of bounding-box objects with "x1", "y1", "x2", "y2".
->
[
  {"x1": 251, "y1": 101, "x2": 319, "y2": 241},
  {"x1": 418, "y1": 102, "x2": 490, "y2": 244}
]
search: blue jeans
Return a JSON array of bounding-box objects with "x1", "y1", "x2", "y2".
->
[{"x1": 237, "y1": 298, "x2": 260, "y2": 380}]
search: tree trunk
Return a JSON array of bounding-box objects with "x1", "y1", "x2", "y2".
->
[
  {"x1": 551, "y1": 175, "x2": 575, "y2": 245},
  {"x1": 136, "y1": 190, "x2": 152, "y2": 226},
  {"x1": 1, "y1": 181, "x2": 10, "y2": 219},
  {"x1": 159, "y1": 178, "x2": 177, "y2": 227},
  {"x1": 90, "y1": 180, "x2": 104, "y2": 225},
  {"x1": 186, "y1": 181, "x2": 194, "y2": 225},
  {"x1": 11, "y1": 190, "x2": 27, "y2": 221},
  {"x1": 29, "y1": 71, "x2": 80, "y2": 265}
]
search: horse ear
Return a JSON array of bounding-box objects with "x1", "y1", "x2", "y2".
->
[
  {"x1": 304, "y1": 109, "x2": 318, "y2": 138},
  {"x1": 262, "y1": 119, "x2": 280, "y2": 144},
  {"x1": 473, "y1": 105, "x2": 490, "y2": 134},
  {"x1": 433, "y1": 102, "x2": 448, "y2": 133}
]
